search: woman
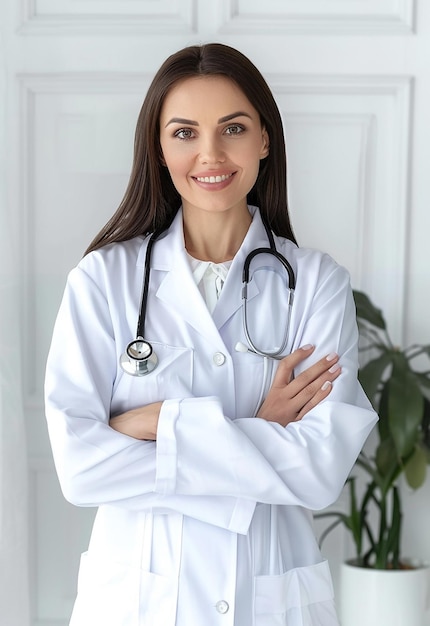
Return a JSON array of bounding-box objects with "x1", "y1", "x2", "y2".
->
[{"x1": 45, "y1": 43, "x2": 377, "y2": 626}]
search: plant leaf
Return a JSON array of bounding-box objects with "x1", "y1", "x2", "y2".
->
[
  {"x1": 359, "y1": 352, "x2": 393, "y2": 407},
  {"x1": 377, "y1": 381, "x2": 390, "y2": 442},
  {"x1": 347, "y1": 477, "x2": 363, "y2": 555},
  {"x1": 422, "y1": 398, "x2": 430, "y2": 450},
  {"x1": 353, "y1": 290, "x2": 386, "y2": 329},
  {"x1": 356, "y1": 456, "x2": 382, "y2": 486},
  {"x1": 388, "y1": 361, "x2": 424, "y2": 459},
  {"x1": 375, "y1": 437, "x2": 398, "y2": 483},
  {"x1": 404, "y1": 444, "x2": 428, "y2": 489}
]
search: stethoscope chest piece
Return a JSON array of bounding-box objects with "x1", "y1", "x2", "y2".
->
[{"x1": 120, "y1": 337, "x2": 158, "y2": 377}]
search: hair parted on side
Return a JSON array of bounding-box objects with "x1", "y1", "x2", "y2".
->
[{"x1": 85, "y1": 43, "x2": 296, "y2": 255}]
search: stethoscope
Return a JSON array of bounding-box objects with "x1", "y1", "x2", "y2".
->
[{"x1": 120, "y1": 218, "x2": 296, "y2": 377}]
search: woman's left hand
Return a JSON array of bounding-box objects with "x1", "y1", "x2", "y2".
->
[{"x1": 257, "y1": 346, "x2": 341, "y2": 426}]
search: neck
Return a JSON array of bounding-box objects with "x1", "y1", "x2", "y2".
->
[{"x1": 183, "y1": 206, "x2": 252, "y2": 263}]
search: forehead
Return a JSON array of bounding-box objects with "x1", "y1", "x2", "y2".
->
[{"x1": 160, "y1": 75, "x2": 258, "y2": 121}]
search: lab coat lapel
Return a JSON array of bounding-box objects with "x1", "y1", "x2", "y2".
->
[
  {"x1": 140, "y1": 207, "x2": 269, "y2": 342},
  {"x1": 147, "y1": 211, "x2": 224, "y2": 346},
  {"x1": 211, "y1": 209, "x2": 268, "y2": 330}
]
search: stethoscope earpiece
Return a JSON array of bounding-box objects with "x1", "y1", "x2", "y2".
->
[{"x1": 120, "y1": 337, "x2": 158, "y2": 377}]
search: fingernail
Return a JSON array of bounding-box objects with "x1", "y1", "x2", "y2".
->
[
  {"x1": 321, "y1": 381, "x2": 332, "y2": 391},
  {"x1": 326, "y1": 352, "x2": 338, "y2": 361},
  {"x1": 329, "y1": 363, "x2": 340, "y2": 373},
  {"x1": 300, "y1": 344, "x2": 314, "y2": 351}
]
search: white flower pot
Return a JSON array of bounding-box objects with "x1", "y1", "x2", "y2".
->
[{"x1": 340, "y1": 560, "x2": 430, "y2": 626}]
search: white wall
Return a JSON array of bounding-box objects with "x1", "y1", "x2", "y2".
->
[{"x1": 1, "y1": 1, "x2": 429, "y2": 624}]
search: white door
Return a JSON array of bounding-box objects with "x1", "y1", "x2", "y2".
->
[{"x1": 1, "y1": 1, "x2": 429, "y2": 624}]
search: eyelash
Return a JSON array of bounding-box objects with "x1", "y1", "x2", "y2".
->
[{"x1": 173, "y1": 124, "x2": 246, "y2": 141}]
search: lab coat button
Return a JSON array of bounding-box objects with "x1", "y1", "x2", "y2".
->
[
  {"x1": 213, "y1": 352, "x2": 226, "y2": 366},
  {"x1": 215, "y1": 600, "x2": 229, "y2": 614}
]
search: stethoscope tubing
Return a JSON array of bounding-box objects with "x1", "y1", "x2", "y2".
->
[
  {"x1": 120, "y1": 215, "x2": 296, "y2": 376},
  {"x1": 242, "y1": 286, "x2": 294, "y2": 359},
  {"x1": 242, "y1": 247, "x2": 296, "y2": 291},
  {"x1": 135, "y1": 231, "x2": 158, "y2": 340}
]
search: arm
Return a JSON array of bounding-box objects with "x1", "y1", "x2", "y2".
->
[
  {"x1": 46, "y1": 257, "x2": 376, "y2": 523},
  {"x1": 110, "y1": 344, "x2": 342, "y2": 439},
  {"x1": 152, "y1": 261, "x2": 378, "y2": 510},
  {"x1": 45, "y1": 265, "x2": 255, "y2": 534}
]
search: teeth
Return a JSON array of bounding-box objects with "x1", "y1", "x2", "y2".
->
[{"x1": 195, "y1": 174, "x2": 232, "y2": 183}]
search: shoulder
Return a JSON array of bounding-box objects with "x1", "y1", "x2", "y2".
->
[
  {"x1": 71, "y1": 236, "x2": 145, "y2": 280},
  {"x1": 80, "y1": 236, "x2": 145, "y2": 271},
  {"x1": 276, "y1": 237, "x2": 350, "y2": 286},
  {"x1": 62, "y1": 237, "x2": 146, "y2": 299}
]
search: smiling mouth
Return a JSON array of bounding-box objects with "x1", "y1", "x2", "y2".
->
[{"x1": 194, "y1": 173, "x2": 234, "y2": 184}]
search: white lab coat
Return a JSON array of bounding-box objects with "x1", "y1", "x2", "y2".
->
[{"x1": 45, "y1": 206, "x2": 377, "y2": 626}]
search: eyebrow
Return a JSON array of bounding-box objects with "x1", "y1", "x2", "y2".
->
[{"x1": 164, "y1": 111, "x2": 253, "y2": 127}]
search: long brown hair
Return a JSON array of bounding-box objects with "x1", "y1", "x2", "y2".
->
[{"x1": 85, "y1": 43, "x2": 296, "y2": 254}]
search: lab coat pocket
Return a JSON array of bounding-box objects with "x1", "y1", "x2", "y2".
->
[
  {"x1": 115, "y1": 343, "x2": 193, "y2": 406},
  {"x1": 71, "y1": 551, "x2": 141, "y2": 626},
  {"x1": 139, "y1": 570, "x2": 178, "y2": 625},
  {"x1": 253, "y1": 560, "x2": 339, "y2": 626}
]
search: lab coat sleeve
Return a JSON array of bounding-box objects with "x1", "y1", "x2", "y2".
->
[
  {"x1": 155, "y1": 259, "x2": 378, "y2": 511},
  {"x1": 45, "y1": 266, "x2": 255, "y2": 535}
]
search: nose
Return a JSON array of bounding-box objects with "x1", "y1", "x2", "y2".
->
[{"x1": 199, "y1": 134, "x2": 226, "y2": 164}]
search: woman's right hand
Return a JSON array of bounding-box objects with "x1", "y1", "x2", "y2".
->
[
  {"x1": 110, "y1": 402, "x2": 163, "y2": 440},
  {"x1": 257, "y1": 345, "x2": 341, "y2": 427}
]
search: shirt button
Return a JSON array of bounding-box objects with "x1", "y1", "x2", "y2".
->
[
  {"x1": 213, "y1": 352, "x2": 226, "y2": 366},
  {"x1": 215, "y1": 600, "x2": 229, "y2": 614}
]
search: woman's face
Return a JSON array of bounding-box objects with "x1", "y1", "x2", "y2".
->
[{"x1": 159, "y1": 75, "x2": 269, "y2": 218}]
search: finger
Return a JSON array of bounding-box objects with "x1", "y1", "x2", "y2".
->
[
  {"x1": 287, "y1": 352, "x2": 339, "y2": 396},
  {"x1": 271, "y1": 344, "x2": 315, "y2": 388},
  {"x1": 281, "y1": 361, "x2": 341, "y2": 422},
  {"x1": 295, "y1": 377, "x2": 336, "y2": 421},
  {"x1": 293, "y1": 360, "x2": 341, "y2": 408}
]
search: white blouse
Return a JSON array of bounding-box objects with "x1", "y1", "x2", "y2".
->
[{"x1": 187, "y1": 253, "x2": 232, "y2": 313}]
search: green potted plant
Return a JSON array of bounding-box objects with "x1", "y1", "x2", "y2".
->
[{"x1": 315, "y1": 290, "x2": 430, "y2": 625}]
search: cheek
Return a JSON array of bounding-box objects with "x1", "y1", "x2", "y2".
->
[
  {"x1": 163, "y1": 156, "x2": 191, "y2": 193},
  {"x1": 162, "y1": 145, "x2": 192, "y2": 175},
  {"x1": 163, "y1": 153, "x2": 185, "y2": 178},
  {"x1": 243, "y1": 151, "x2": 263, "y2": 179}
]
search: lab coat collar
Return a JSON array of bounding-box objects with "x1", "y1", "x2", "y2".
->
[
  {"x1": 136, "y1": 207, "x2": 269, "y2": 343},
  {"x1": 136, "y1": 206, "x2": 269, "y2": 269}
]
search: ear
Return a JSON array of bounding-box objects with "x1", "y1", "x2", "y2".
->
[{"x1": 260, "y1": 128, "x2": 270, "y2": 159}]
